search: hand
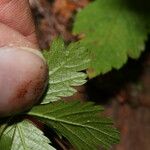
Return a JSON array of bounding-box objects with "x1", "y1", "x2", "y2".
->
[
  {"x1": 0, "y1": 0, "x2": 48, "y2": 117},
  {"x1": 0, "y1": 0, "x2": 38, "y2": 48}
]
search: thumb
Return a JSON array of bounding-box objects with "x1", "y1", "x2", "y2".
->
[{"x1": 0, "y1": 1, "x2": 48, "y2": 117}]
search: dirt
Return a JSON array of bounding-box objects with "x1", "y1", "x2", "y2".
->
[{"x1": 29, "y1": 0, "x2": 150, "y2": 149}]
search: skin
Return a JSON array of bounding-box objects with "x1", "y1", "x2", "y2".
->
[{"x1": 0, "y1": 0, "x2": 48, "y2": 117}]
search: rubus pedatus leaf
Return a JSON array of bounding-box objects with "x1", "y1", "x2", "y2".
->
[
  {"x1": 0, "y1": 124, "x2": 11, "y2": 150},
  {"x1": 28, "y1": 101, "x2": 120, "y2": 150},
  {"x1": 73, "y1": 0, "x2": 150, "y2": 77},
  {"x1": 42, "y1": 38, "x2": 90, "y2": 103},
  {"x1": 0, "y1": 120, "x2": 55, "y2": 150}
]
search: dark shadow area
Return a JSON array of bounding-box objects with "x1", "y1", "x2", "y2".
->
[
  {"x1": 86, "y1": 37, "x2": 150, "y2": 104},
  {"x1": 123, "y1": 0, "x2": 150, "y2": 13},
  {"x1": 44, "y1": 125, "x2": 72, "y2": 150}
]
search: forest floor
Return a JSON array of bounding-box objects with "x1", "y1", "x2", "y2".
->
[{"x1": 30, "y1": 0, "x2": 150, "y2": 150}]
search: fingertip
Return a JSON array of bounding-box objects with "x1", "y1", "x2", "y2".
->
[{"x1": 0, "y1": 46, "x2": 48, "y2": 117}]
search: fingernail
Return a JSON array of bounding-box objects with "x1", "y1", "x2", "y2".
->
[{"x1": 17, "y1": 47, "x2": 46, "y2": 62}]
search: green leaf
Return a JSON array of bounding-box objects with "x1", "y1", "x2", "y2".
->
[
  {"x1": 0, "y1": 124, "x2": 12, "y2": 150},
  {"x1": 29, "y1": 101, "x2": 120, "y2": 150},
  {"x1": 0, "y1": 120, "x2": 55, "y2": 150},
  {"x1": 73, "y1": 0, "x2": 150, "y2": 77},
  {"x1": 42, "y1": 38, "x2": 90, "y2": 103}
]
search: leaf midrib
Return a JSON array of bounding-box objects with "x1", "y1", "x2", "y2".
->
[{"x1": 29, "y1": 112, "x2": 118, "y2": 139}]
